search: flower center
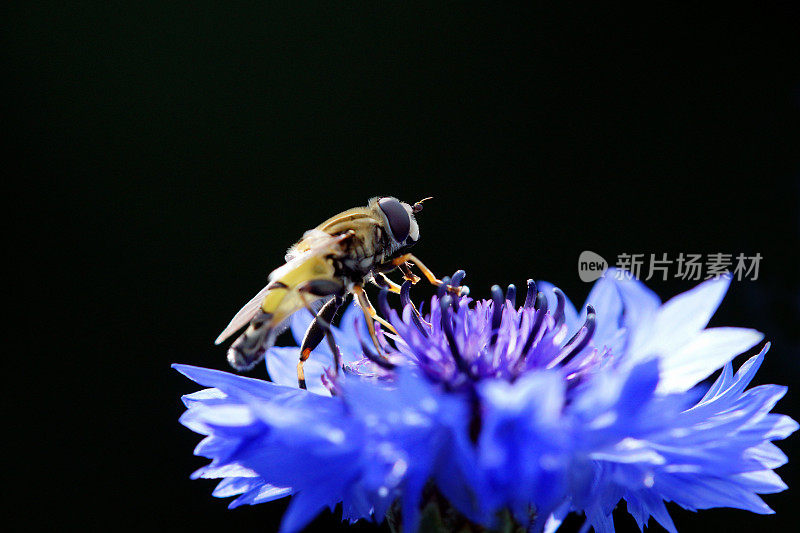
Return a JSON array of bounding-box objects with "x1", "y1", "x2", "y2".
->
[{"x1": 347, "y1": 272, "x2": 600, "y2": 392}]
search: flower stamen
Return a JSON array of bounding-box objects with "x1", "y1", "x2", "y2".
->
[
  {"x1": 400, "y1": 280, "x2": 430, "y2": 336},
  {"x1": 505, "y1": 283, "x2": 516, "y2": 307},
  {"x1": 489, "y1": 285, "x2": 504, "y2": 347},
  {"x1": 516, "y1": 291, "x2": 547, "y2": 368},
  {"x1": 552, "y1": 288, "x2": 566, "y2": 330},
  {"x1": 523, "y1": 278, "x2": 537, "y2": 308},
  {"x1": 439, "y1": 295, "x2": 475, "y2": 380},
  {"x1": 353, "y1": 315, "x2": 397, "y2": 370},
  {"x1": 548, "y1": 305, "x2": 596, "y2": 369}
]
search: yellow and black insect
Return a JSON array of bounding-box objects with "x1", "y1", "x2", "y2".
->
[{"x1": 215, "y1": 196, "x2": 465, "y2": 389}]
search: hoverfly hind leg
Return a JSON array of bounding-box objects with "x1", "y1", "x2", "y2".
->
[
  {"x1": 300, "y1": 296, "x2": 343, "y2": 357},
  {"x1": 296, "y1": 279, "x2": 346, "y2": 390},
  {"x1": 227, "y1": 309, "x2": 274, "y2": 371}
]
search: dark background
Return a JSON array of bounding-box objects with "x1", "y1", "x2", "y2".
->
[{"x1": 7, "y1": 2, "x2": 799, "y2": 531}]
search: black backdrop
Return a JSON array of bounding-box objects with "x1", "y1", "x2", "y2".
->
[{"x1": 7, "y1": 2, "x2": 799, "y2": 532}]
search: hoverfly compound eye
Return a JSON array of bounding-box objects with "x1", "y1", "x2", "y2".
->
[{"x1": 378, "y1": 197, "x2": 411, "y2": 243}]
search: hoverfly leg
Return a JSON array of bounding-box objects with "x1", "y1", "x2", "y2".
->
[
  {"x1": 351, "y1": 285, "x2": 396, "y2": 361},
  {"x1": 300, "y1": 296, "x2": 343, "y2": 355},
  {"x1": 299, "y1": 296, "x2": 343, "y2": 387},
  {"x1": 397, "y1": 262, "x2": 421, "y2": 284},
  {"x1": 296, "y1": 279, "x2": 345, "y2": 389},
  {"x1": 372, "y1": 273, "x2": 403, "y2": 294},
  {"x1": 358, "y1": 282, "x2": 399, "y2": 334},
  {"x1": 391, "y1": 253, "x2": 467, "y2": 296},
  {"x1": 297, "y1": 351, "x2": 308, "y2": 390}
]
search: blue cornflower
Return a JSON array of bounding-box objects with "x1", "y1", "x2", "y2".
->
[{"x1": 175, "y1": 270, "x2": 796, "y2": 532}]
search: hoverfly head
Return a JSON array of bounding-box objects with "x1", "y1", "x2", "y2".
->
[{"x1": 377, "y1": 196, "x2": 422, "y2": 246}]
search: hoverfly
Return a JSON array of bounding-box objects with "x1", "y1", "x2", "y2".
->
[{"x1": 215, "y1": 196, "x2": 466, "y2": 389}]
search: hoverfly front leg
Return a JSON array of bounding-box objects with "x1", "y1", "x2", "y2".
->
[
  {"x1": 391, "y1": 253, "x2": 467, "y2": 296},
  {"x1": 397, "y1": 262, "x2": 421, "y2": 284},
  {"x1": 296, "y1": 279, "x2": 345, "y2": 390}
]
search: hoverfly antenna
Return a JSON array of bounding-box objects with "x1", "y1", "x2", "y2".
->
[{"x1": 412, "y1": 196, "x2": 433, "y2": 213}]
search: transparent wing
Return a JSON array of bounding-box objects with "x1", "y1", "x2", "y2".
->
[
  {"x1": 216, "y1": 232, "x2": 348, "y2": 346},
  {"x1": 285, "y1": 229, "x2": 350, "y2": 263},
  {"x1": 214, "y1": 284, "x2": 272, "y2": 345}
]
